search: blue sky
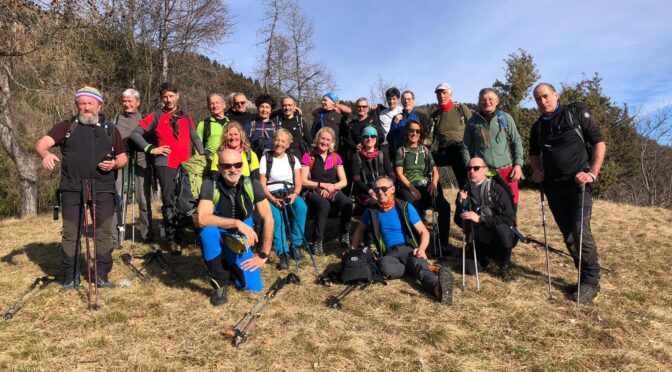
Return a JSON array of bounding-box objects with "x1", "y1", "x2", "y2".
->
[{"x1": 209, "y1": 0, "x2": 671, "y2": 112}]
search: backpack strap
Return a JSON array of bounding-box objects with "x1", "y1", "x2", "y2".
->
[
  {"x1": 202, "y1": 117, "x2": 212, "y2": 148},
  {"x1": 369, "y1": 208, "x2": 384, "y2": 255},
  {"x1": 496, "y1": 110, "x2": 508, "y2": 132},
  {"x1": 397, "y1": 200, "x2": 419, "y2": 248}
]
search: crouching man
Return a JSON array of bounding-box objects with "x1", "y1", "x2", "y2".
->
[
  {"x1": 455, "y1": 157, "x2": 517, "y2": 282},
  {"x1": 350, "y1": 176, "x2": 453, "y2": 305},
  {"x1": 197, "y1": 149, "x2": 274, "y2": 306}
]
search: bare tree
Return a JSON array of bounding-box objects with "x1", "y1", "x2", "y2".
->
[
  {"x1": 368, "y1": 74, "x2": 408, "y2": 106},
  {"x1": 627, "y1": 107, "x2": 672, "y2": 207},
  {"x1": 256, "y1": 0, "x2": 334, "y2": 102},
  {"x1": 258, "y1": 0, "x2": 284, "y2": 93},
  {"x1": 0, "y1": 1, "x2": 101, "y2": 217}
]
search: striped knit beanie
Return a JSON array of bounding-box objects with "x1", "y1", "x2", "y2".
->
[{"x1": 75, "y1": 86, "x2": 104, "y2": 104}]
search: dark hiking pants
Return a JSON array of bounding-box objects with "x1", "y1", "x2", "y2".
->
[
  {"x1": 61, "y1": 191, "x2": 114, "y2": 281},
  {"x1": 544, "y1": 179, "x2": 600, "y2": 285}
]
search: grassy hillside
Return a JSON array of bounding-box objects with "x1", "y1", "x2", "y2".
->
[{"x1": 0, "y1": 188, "x2": 670, "y2": 371}]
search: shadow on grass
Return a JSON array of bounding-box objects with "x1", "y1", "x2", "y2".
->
[{"x1": 1, "y1": 242, "x2": 61, "y2": 278}]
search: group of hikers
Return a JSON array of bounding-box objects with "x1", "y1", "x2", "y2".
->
[{"x1": 34, "y1": 81, "x2": 606, "y2": 308}]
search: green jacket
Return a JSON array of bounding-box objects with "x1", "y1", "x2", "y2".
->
[
  {"x1": 197, "y1": 116, "x2": 230, "y2": 157},
  {"x1": 461, "y1": 110, "x2": 524, "y2": 169}
]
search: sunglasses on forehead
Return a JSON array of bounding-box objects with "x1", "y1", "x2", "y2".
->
[{"x1": 218, "y1": 162, "x2": 243, "y2": 170}]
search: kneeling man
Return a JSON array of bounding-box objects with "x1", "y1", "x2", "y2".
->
[
  {"x1": 198, "y1": 149, "x2": 274, "y2": 306},
  {"x1": 455, "y1": 157, "x2": 516, "y2": 282},
  {"x1": 350, "y1": 176, "x2": 453, "y2": 305}
]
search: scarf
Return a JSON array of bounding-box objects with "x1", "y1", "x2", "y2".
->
[
  {"x1": 359, "y1": 147, "x2": 379, "y2": 160},
  {"x1": 378, "y1": 195, "x2": 395, "y2": 212},
  {"x1": 440, "y1": 100, "x2": 454, "y2": 113}
]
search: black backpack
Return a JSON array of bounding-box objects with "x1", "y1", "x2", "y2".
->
[{"x1": 339, "y1": 246, "x2": 382, "y2": 284}]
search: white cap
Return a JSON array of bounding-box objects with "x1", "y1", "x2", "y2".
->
[{"x1": 434, "y1": 83, "x2": 452, "y2": 93}]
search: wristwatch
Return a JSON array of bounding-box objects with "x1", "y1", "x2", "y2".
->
[{"x1": 257, "y1": 251, "x2": 269, "y2": 259}]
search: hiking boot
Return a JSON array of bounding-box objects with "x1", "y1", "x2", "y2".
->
[
  {"x1": 61, "y1": 277, "x2": 81, "y2": 291},
  {"x1": 312, "y1": 242, "x2": 324, "y2": 256},
  {"x1": 437, "y1": 267, "x2": 454, "y2": 306},
  {"x1": 572, "y1": 283, "x2": 601, "y2": 304},
  {"x1": 96, "y1": 276, "x2": 115, "y2": 289},
  {"x1": 276, "y1": 254, "x2": 290, "y2": 270},
  {"x1": 340, "y1": 232, "x2": 351, "y2": 247},
  {"x1": 500, "y1": 262, "x2": 515, "y2": 283},
  {"x1": 210, "y1": 287, "x2": 228, "y2": 307}
]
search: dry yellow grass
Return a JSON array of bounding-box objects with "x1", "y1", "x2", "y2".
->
[{"x1": 1, "y1": 188, "x2": 671, "y2": 371}]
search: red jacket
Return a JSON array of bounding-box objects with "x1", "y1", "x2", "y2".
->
[{"x1": 137, "y1": 111, "x2": 202, "y2": 168}]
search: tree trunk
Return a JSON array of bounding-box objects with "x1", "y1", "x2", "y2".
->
[
  {"x1": 160, "y1": 0, "x2": 170, "y2": 82},
  {"x1": 0, "y1": 64, "x2": 37, "y2": 217}
]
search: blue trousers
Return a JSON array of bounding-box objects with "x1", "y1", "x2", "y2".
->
[
  {"x1": 199, "y1": 216, "x2": 262, "y2": 292},
  {"x1": 269, "y1": 196, "x2": 307, "y2": 255}
]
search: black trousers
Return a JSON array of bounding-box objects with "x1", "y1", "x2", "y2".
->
[
  {"x1": 61, "y1": 191, "x2": 114, "y2": 281},
  {"x1": 155, "y1": 166, "x2": 178, "y2": 243},
  {"x1": 433, "y1": 144, "x2": 467, "y2": 189},
  {"x1": 462, "y1": 222, "x2": 514, "y2": 275},
  {"x1": 396, "y1": 183, "x2": 451, "y2": 246},
  {"x1": 543, "y1": 179, "x2": 600, "y2": 285},
  {"x1": 305, "y1": 190, "x2": 352, "y2": 243}
]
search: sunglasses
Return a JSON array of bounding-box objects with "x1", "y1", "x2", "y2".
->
[
  {"x1": 218, "y1": 162, "x2": 243, "y2": 170},
  {"x1": 466, "y1": 165, "x2": 485, "y2": 172},
  {"x1": 234, "y1": 101, "x2": 246, "y2": 106},
  {"x1": 356, "y1": 105, "x2": 369, "y2": 109},
  {"x1": 362, "y1": 135, "x2": 376, "y2": 140},
  {"x1": 372, "y1": 185, "x2": 393, "y2": 194},
  {"x1": 408, "y1": 128, "x2": 421, "y2": 134}
]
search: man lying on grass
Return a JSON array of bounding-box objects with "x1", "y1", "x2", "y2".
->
[
  {"x1": 350, "y1": 176, "x2": 454, "y2": 305},
  {"x1": 197, "y1": 149, "x2": 274, "y2": 306}
]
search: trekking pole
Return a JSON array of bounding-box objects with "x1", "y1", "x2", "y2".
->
[
  {"x1": 280, "y1": 200, "x2": 300, "y2": 276},
  {"x1": 129, "y1": 153, "x2": 136, "y2": 247},
  {"x1": 286, "y1": 201, "x2": 319, "y2": 276},
  {"x1": 540, "y1": 186, "x2": 552, "y2": 299},
  {"x1": 431, "y1": 194, "x2": 442, "y2": 259},
  {"x1": 471, "y1": 220, "x2": 481, "y2": 292},
  {"x1": 3, "y1": 276, "x2": 56, "y2": 320},
  {"x1": 223, "y1": 273, "x2": 300, "y2": 347},
  {"x1": 116, "y1": 162, "x2": 127, "y2": 248},
  {"x1": 460, "y1": 198, "x2": 468, "y2": 290},
  {"x1": 90, "y1": 180, "x2": 100, "y2": 310},
  {"x1": 325, "y1": 281, "x2": 368, "y2": 309},
  {"x1": 82, "y1": 181, "x2": 95, "y2": 310},
  {"x1": 120, "y1": 253, "x2": 149, "y2": 282},
  {"x1": 519, "y1": 235, "x2": 612, "y2": 273},
  {"x1": 576, "y1": 184, "x2": 586, "y2": 308}
]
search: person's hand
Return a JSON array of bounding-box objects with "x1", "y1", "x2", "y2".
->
[
  {"x1": 371, "y1": 103, "x2": 379, "y2": 110},
  {"x1": 457, "y1": 190, "x2": 468, "y2": 205},
  {"x1": 152, "y1": 145, "x2": 171, "y2": 156},
  {"x1": 334, "y1": 106, "x2": 341, "y2": 114},
  {"x1": 270, "y1": 196, "x2": 283, "y2": 208},
  {"x1": 42, "y1": 153, "x2": 60, "y2": 171},
  {"x1": 510, "y1": 165, "x2": 523, "y2": 181},
  {"x1": 393, "y1": 114, "x2": 403, "y2": 123},
  {"x1": 355, "y1": 143, "x2": 363, "y2": 152},
  {"x1": 410, "y1": 186, "x2": 421, "y2": 200},
  {"x1": 368, "y1": 189, "x2": 378, "y2": 201},
  {"x1": 286, "y1": 193, "x2": 297, "y2": 204},
  {"x1": 532, "y1": 168, "x2": 544, "y2": 183},
  {"x1": 322, "y1": 183, "x2": 336, "y2": 193},
  {"x1": 460, "y1": 211, "x2": 480, "y2": 223},
  {"x1": 575, "y1": 171, "x2": 595, "y2": 186},
  {"x1": 413, "y1": 248, "x2": 427, "y2": 260},
  {"x1": 428, "y1": 182, "x2": 438, "y2": 197},
  {"x1": 318, "y1": 188, "x2": 331, "y2": 199},
  {"x1": 98, "y1": 159, "x2": 116, "y2": 172},
  {"x1": 236, "y1": 220, "x2": 258, "y2": 247},
  {"x1": 240, "y1": 254, "x2": 268, "y2": 272}
]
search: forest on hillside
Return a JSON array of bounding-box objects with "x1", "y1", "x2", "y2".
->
[{"x1": 1, "y1": 0, "x2": 671, "y2": 218}]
